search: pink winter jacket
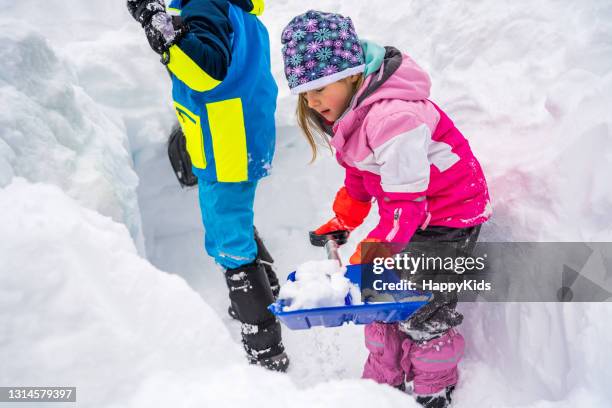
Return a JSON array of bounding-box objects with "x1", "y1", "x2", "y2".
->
[{"x1": 329, "y1": 47, "x2": 491, "y2": 244}]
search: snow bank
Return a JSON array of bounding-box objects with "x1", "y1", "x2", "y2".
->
[
  {"x1": 456, "y1": 302, "x2": 612, "y2": 407},
  {"x1": 0, "y1": 179, "x2": 413, "y2": 408},
  {"x1": 278, "y1": 260, "x2": 361, "y2": 311},
  {"x1": 0, "y1": 21, "x2": 144, "y2": 251}
]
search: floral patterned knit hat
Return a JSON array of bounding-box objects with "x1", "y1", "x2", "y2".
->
[{"x1": 281, "y1": 10, "x2": 365, "y2": 95}]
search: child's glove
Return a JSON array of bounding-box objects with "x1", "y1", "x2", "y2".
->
[
  {"x1": 349, "y1": 238, "x2": 396, "y2": 265},
  {"x1": 127, "y1": 0, "x2": 186, "y2": 54},
  {"x1": 314, "y1": 187, "x2": 371, "y2": 235},
  {"x1": 127, "y1": 0, "x2": 165, "y2": 25}
]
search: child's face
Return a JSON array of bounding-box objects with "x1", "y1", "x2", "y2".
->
[{"x1": 304, "y1": 75, "x2": 360, "y2": 122}]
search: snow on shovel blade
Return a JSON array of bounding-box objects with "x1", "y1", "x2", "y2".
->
[{"x1": 269, "y1": 264, "x2": 430, "y2": 330}]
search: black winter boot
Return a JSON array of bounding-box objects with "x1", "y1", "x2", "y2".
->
[
  {"x1": 228, "y1": 228, "x2": 279, "y2": 320},
  {"x1": 228, "y1": 260, "x2": 279, "y2": 320},
  {"x1": 415, "y1": 385, "x2": 455, "y2": 408},
  {"x1": 224, "y1": 261, "x2": 289, "y2": 372},
  {"x1": 241, "y1": 319, "x2": 289, "y2": 372},
  {"x1": 254, "y1": 227, "x2": 280, "y2": 297}
]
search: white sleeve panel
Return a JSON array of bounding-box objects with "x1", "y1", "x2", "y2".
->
[
  {"x1": 428, "y1": 140, "x2": 460, "y2": 172},
  {"x1": 372, "y1": 123, "x2": 431, "y2": 193}
]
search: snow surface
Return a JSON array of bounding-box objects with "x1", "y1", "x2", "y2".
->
[
  {"x1": 1, "y1": 0, "x2": 612, "y2": 407},
  {"x1": 278, "y1": 260, "x2": 361, "y2": 311}
]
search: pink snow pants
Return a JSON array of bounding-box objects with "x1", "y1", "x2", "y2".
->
[{"x1": 362, "y1": 322, "x2": 464, "y2": 395}]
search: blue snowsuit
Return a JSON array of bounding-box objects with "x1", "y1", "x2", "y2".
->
[{"x1": 166, "y1": 0, "x2": 277, "y2": 268}]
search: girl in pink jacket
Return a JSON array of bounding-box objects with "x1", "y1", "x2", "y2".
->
[{"x1": 281, "y1": 10, "x2": 491, "y2": 407}]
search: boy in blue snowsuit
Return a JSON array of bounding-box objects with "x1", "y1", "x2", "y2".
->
[{"x1": 126, "y1": 0, "x2": 288, "y2": 372}]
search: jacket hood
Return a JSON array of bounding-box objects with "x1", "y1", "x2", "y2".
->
[
  {"x1": 325, "y1": 46, "x2": 432, "y2": 154},
  {"x1": 313, "y1": 46, "x2": 431, "y2": 136},
  {"x1": 354, "y1": 46, "x2": 431, "y2": 110}
]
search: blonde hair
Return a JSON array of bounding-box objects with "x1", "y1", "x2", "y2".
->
[{"x1": 296, "y1": 74, "x2": 365, "y2": 162}]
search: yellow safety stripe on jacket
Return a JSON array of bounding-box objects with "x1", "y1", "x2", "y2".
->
[
  {"x1": 206, "y1": 98, "x2": 249, "y2": 182},
  {"x1": 249, "y1": 0, "x2": 264, "y2": 16},
  {"x1": 173, "y1": 101, "x2": 207, "y2": 169},
  {"x1": 166, "y1": 45, "x2": 222, "y2": 92}
]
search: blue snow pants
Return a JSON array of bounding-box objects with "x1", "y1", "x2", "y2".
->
[{"x1": 197, "y1": 178, "x2": 258, "y2": 269}]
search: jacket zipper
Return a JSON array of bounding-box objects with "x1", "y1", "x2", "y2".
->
[{"x1": 385, "y1": 208, "x2": 402, "y2": 242}]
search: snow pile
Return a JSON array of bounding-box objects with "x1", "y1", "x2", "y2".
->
[
  {"x1": 457, "y1": 302, "x2": 612, "y2": 407},
  {"x1": 279, "y1": 260, "x2": 361, "y2": 311},
  {"x1": 0, "y1": 179, "x2": 412, "y2": 408},
  {"x1": 0, "y1": 20, "x2": 144, "y2": 251}
]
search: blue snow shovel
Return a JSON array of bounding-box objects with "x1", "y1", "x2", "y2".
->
[{"x1": 269, "y1": 230, "x2": 430, "y2": 330}]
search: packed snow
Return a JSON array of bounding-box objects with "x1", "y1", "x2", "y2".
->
[
  {"x1": 278, "y1": 260, "x2": 362, "y2": 311},
  {"x1": 0, "y1": 19, "x2": 145, "y2": 253},
  {"x1": 0, "y1": 179, "x2": 411, "y2": 408},
  {"x1": 1, "y1": 0, "x2": 611, "y2": 407}
]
